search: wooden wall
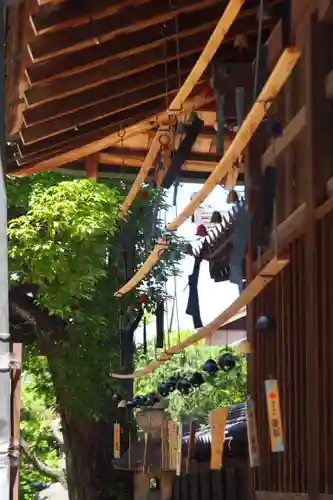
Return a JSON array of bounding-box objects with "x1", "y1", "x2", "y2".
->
[{"x1": 247, "y1": 1, "x2": 333, "y2": 499}]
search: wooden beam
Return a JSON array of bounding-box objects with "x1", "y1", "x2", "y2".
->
[
  {"x1": 25, "y1": 6, "x2": 267, "y2": 87},
  {"x1": 21, "y1": 77, "x2": 184, "y2": 145},
  {"x1": 31, "y1": 0, "x2": 150, "y2": 35},
  {"x1": 23, "y1": 56, "x2": 197, "y2": 126},
  {"x1": 168, "y1": 0, "x2": 246, "y2": 112},
  {"x1": 114, "y1": 48, "x2": 301, "y2": 297},
  {"x1": 261, "y1": 106, "x2": 306, "y2": 170},
  {"x1": 24, "y1": 32, "x2": 207, "y2": 105},
  {"x1": 27, "y1": 0, "x2": 220, "y2": 62},
  {"x1": 85, "y1": 153, "x2": 99, "y2": 180},
  {"x1": 13, "y1": 94, "x2": 212, "y2": 176},
  {"x1": 111, "y1": 257, "x2": 289, "y2": 378},
  {"x1": 318, "y1": 0, "x2": 333, "y2": 22}
]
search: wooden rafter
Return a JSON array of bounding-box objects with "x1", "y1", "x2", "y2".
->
[
  {"x1": 111, "y1": 257, "x2": 289, "y2": 379},
  {"x1": 116, "y1": 0, "x2": 244, "y2": 217},
  {"x1": 114, "y1": 47, "x2": 301, "y2": 297}
]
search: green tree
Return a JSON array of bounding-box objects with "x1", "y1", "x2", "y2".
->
[
  {"x1": 8, "y1": 173, "x2": 182, "y2": 500},
  {"x1": 135, "y1": 338, "x2": 246, "y2": 424}
]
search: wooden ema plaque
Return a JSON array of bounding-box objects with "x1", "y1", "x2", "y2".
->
[
  {"x1": 113, "y1": 423, "x2": 121, "y2": 459},
  {"x1": 176, "y1": 423, "x2": 183, "y2": 476},
  {"x1": 208, "y1": 407, "x2": 228, "y2": 469},
  {"x1": 246, "y1": 398, "x2": 260, "y2": 467},
  {"x1": 168, "y1": 421, "x2": 179, "y2": 470},
  {"x1": 265, "y1": 379, "x2": 285, "y2": 453}
]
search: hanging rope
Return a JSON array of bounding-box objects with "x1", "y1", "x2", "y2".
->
[{"x1": 114, "y1": 49, "x2": 300, "y2": 297}]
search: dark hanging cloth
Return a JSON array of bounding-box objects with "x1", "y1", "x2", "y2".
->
[
  {"x1": 121, "y1": 308, "x2": 144, "y2": 367},
  {"x1": 161, "y1": 115, "x2": 204, "y2": 189},
  {"x1": 186, "y1": 257, "x2": 203, "y2": 329},
  {"x1": 260, "y1": 166, "x2": 277, "y2": 247},
  {"x1": 155, "y1": 302, "x2": 164, "y2": 349},
  {"x1": 143, "y1": 315, "x2": 147, "y2": 354},
  {"x1": 229, "y1": 206, "x2": 252, "y2": 287}
]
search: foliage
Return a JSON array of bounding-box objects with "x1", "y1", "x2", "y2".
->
[
  {"x1": 20, "y1": 352, "x2": 60, "y2": 500},
  {"x1": 135, "y1": 336, "x2": 246, "y2": 424},
  {"x1": 7, "y1": 172, "x2": 183, "y2": 417}
]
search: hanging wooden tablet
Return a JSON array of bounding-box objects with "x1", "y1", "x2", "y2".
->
[
  {"x1": 168, "y1": 421, "x2": 179, "y2": 470},
  {"x1": 186, "y1": 421, "x2": 196, "y2": 474},
  {"x1": 246, "y1": 398, "x2": 260, "y2": 467},
  {"x1": 208, "y1": 407, "x2": 228, "y2": 469},
  {"x1": 143, "y1": 432, "x2": 151, "y2": 474},
  {"x1": 176, "y1": 422, "x2": 183, "y2": 476},
  {"x1": 265, "y1": 379, "x2": 285, "y2": 453},
  {"x1": 161, "y1": 420, "x2": 169, "y2": 470},
  {"x1": 113, "y1": 422, "x2": 121, "y2": 459}
]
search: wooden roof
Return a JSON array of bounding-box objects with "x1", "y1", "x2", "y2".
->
[{"x1": 5, "y1": 0, "x2": 283, "y2": 180}]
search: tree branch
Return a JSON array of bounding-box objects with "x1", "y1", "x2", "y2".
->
[{"x1": 20, "y1": 439, "x2": 66, "y2": 486}]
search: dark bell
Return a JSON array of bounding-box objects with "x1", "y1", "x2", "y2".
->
[
  {"x1": 132, "y1": 395, "x2": 147, "y2": 408},
  {"x1": 112, "y1": 393, "x2": 122, "y2": 404},
  {"x1": 189, "y1": 371, "x2": 205, "y2": 388},
  {"x1": 210, "y1": 211, "x2": 222, "y2": 223},
  {"x1": 267, "y1": 119, "x2": 283, "y2": 138},
  {"x1": 158, "y1": 382, "x2": 170, "y2": 398},
  {"x1": 218, "y1": 353, "x2": 236, "y2": 373},
  {"x1": 166, "y1": 376, "x2": 178, "y2": 392},
  {"x1": 256, "y1": 315, "x2": 276, "y2": 331},
  {"x1": 203, "y1": 359, "x2": 219, "y2": 376},
  {"x1": 226, "y1": 190, "x2": 239, "y2": 205},
  {"x1": 146, "y1": 393, "x2": 160, "y2": 406},
  {"x1": 176, "y1": 378, "x2": 192, "y2": 395}
]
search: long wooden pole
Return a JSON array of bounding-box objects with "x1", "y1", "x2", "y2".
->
[
  {"x1": 118, "y1": 0, "x2": 245, "y2": 216},
  {"x1": 111, "y1": 257, "x2": 289, "y2": 379},
  {"x1": 115, "y1": 47, "x2": 301, "y2": 297}
]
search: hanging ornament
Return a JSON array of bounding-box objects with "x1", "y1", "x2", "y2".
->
[
  {"x1": 210, "y1": 211, "x2": 222, "y2": 223},
  {"x1": 117, "y1": 399, "x2": 127, "y2": 409},
  {"x1": 236, "y1": 339, "x2": 254, "y2": 355},
  {"x1": 234, "y1": 34, "x2": 249, "y2": 50},
  {"x1": 112, "y1": 393, "x2": 122, "y2": 405},
  {"x1": 158, "y1": 382, "x2": 171, "y2": 398},
  {"x1": 226, "y1": 189, "x2": 240, "y2": 204},
  {"x1": 264, "y1": 379, "x2": 285, "y2": 453},
  {"x1": 176, "y1": 377, "x2": 192, "y2": 395},
  {"x1": 146, "y1": 393, "x2": 160, "y2": 406},
  {"x1": 217, "y1": 351, "x2": 236, "y2": 372},
  {"x1": 266, "y1": 118, "x2": 283, "y2": 138},
  {"x1": 196, "y1": 224, "x2": 208, "y2": 237},
  {"x1": 256, "y1": 315, "x2": 276, "y2": 331},
  {"x1": 132, "y1": 395, "x2": 147, "y2": 408},
  {"x1": 189, "y1": 371, "x2": 205, "y2": 388},
  {"x1": 246, "y1": 397, "x2": 260, "y2": 467},
  {"x1": 114, "y1": 422, "x2": 121, "y2": 459},
  {"x1": 203, "y1": 359, "x2": 219, "y2": 377},
  {"x1": 139, "y1": 294, "x2": 149, "y2": 305}
]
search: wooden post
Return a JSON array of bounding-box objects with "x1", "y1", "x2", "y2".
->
[
  {"x1": 85, "y1": 153, "x2": 99, "y2": 181},
  {"x1": 303, "y1": 11, "x2": 333, "y2": 500}
]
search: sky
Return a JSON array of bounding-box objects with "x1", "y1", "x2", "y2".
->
[{"x1": 135, "y1": 182, "x2": 244, "y2": 343}]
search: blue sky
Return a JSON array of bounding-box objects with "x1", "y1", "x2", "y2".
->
[{"x1": 135, "y1": 182, "x2": 244, "y2": 343}]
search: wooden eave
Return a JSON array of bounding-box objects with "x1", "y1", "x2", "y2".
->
[{"x1": 5, "y1": 0, "x2": 284, "y2": 179}]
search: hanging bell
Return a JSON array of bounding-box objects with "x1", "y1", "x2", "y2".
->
[
  {"x1": 176, "y1": 377, "x2": 192, "y2": 395},
  {"x1": 234, "y1": 34, "x2": 249, "y2": 49},
  {"x1": 203, "y1": 359, "x2": 219, "y2": 377},
  {"x1": 236, "y1": 339, "x2": 254, "y2": 355},
  {"x1": 189, "y1": 371, "x2": 205, "y2": 388},
  {"x1": 166, "y1": 376, "x2": 178, "y2": 393},
  {"x1": 112, "y1": 393, "x2": 122, "y2": 404},
  {"x1": 146, "y1": 393, "x2": 160, "y2": 406},
  {"x1": 210, "y1": 211, "x2": 222, "y2": 223},
  {"x1": 256, "y1": 315, "x2": 276, "y2": 332},
  {"x1": 158, "y1": 382, "x2": 171, "y2": 398},
  {"x1": 196, "y1": 224, "x2": 208, "y2": 237},
  {"x1": 117, "y1": 399, "x2": 127, "y2": 409},
  {"x1": 226, "y1": 189, "x2": 240, "y2": 205},
  {"x1": 132, "y1": 395, "x2": 147, "y2": 408},
  {"x1": 267, "y1": 119, "x2": 283, "y2": 138},
  {"x1": 218, "y1": 352, "x2": 236, "y2": 373}
]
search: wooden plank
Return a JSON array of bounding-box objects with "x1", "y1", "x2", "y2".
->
[
  {"x1": 261, "y1": 106, "x2": 306, "y2": 171},
  {"x1": 25, "y1": 7, "x2": 266, "y2": 87},
  {"x1": 23, "y1": 57, "x2": 197, "y2": 126},
  {"x1": 13, "y1": 94, "x2": 212, "y2": 176},
  {"x1": 21, "y1": 77, "x2": 183, "y2": 145},
  {"x1": 85, "y1": 153, "x2": 99, "y2": 180},
  {"x1": 114, "y1": 48, "x2": 301, "y2": 297},
  {"x1": 167, "y1": 0, "x2": 246, "y2": 112},
  {"x1": 31, "y1": 0, "x2": 149, "y2": 35},
  {"x1": 209, "y1": 408, "x2": 228, "y2": 469},
  {"x1": 28, "y1": 0, "x2": 220, "y2": 62},
  {"x1": 110, "y1": 256, "x2": 289, "y2": 378}
]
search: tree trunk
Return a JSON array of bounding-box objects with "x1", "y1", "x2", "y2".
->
[{"x1": 61, "y1": 412, "x2": 133, "y2": 500}]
